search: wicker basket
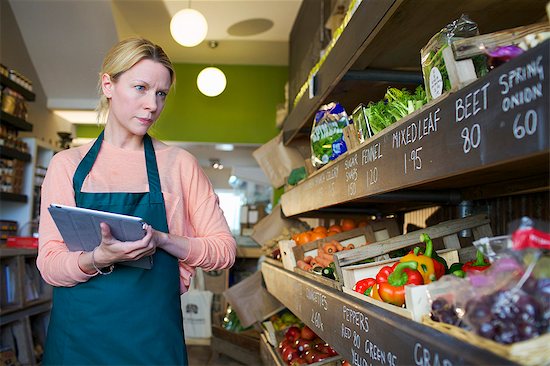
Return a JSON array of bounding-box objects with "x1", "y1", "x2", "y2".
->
[{"x1": 422, "y1": 316, "x2": 550, "y2": 366}]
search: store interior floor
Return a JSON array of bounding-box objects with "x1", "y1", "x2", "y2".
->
[{"x1": 187, "y1": 345, "x2": 250, "y2": 366}]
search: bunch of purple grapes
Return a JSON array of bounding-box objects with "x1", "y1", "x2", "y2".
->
[
  {"x1": 463, "y1": 277, "x2": 549, "y2": 344},
  {"x1": 430, "y1": 297, "x2": 465, "y2": 328}
]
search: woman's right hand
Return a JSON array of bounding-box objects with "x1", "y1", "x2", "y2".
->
[
  {"x1": 79, "y1": 222, "x2": 157, "y2": 274},
  {"x1": 93, "y1": 222, "x2": 157, "y2": 268}
]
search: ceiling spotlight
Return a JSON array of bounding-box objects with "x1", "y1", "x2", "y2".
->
[
  {"x1": 210, "y1": 159, "x2": 224, "y2": 170},
  {"x1": 170, "y1": 7, "x2": 208, "y2": 47},
  {"x1": 197, "y1": 67, "x2": 227, "y2": 97}
]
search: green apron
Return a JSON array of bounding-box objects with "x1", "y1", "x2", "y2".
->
[{"x1": 43, "y1": 132, "x2": 187, "y2": 365}]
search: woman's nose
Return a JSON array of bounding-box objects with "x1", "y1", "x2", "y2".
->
[{"x1": 144, "y1": 92, "x2": 157, "y2": 112}]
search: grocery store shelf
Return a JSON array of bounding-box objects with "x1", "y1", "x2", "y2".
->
[
  {"x1": 283, "y1": 0, "x2": 547, "y2": 144},
  {"x1": 281, "y1": 41, "x2": 549, "y2": 217},
  {"x1": 261, "y1": 261, "x2": 516, "y2": 365}
]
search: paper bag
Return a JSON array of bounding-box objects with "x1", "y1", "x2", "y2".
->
[{"x1": 223, "y1": 271, "x2": 283, "y2": 328}]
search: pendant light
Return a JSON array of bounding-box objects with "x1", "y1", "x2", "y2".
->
[
  {"x1": 197, "y1": 67, "x2": 227, "y2": 97},
  {"x1": 170, "y1": 1, "x2": 208, "y2": 47}
]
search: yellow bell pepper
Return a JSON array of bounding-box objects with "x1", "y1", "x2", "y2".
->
[{"x1": 400, "y1": 247, "x2": 436, "y2": 284}]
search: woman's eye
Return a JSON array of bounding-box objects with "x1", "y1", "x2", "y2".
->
[
  {"x1": 135, "y1": 85, "x2": 145, "y2": 91},
  {"x1": 157, "y1": 91, "x2": 167, "y2": 98}
]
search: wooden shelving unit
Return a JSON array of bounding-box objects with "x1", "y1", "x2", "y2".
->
[
  {"x1": 0, "y1": 248, "x2": 51, "y2": 366},
  {"x1": 1, "y1": 70, "x2": 53, "y2": 366},
  {"x1": 261, "y1": 1, "x2": 550, "y2": 366}
]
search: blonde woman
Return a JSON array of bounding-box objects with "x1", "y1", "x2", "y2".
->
[{"x1": 38, "y1": 38, "x2": 236, "y2": 365}]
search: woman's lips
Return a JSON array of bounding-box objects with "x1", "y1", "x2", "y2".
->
[{"x1": 137, "y1": 117, "x2": 153, "y2": 124}]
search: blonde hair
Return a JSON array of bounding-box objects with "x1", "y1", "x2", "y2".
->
[{"x1": 96, "y1": 37, "x2": 175, "y2": 124}]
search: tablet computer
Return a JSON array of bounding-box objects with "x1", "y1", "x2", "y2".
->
[{"x1": 48, "y1": 204, "x2": 153, "y2": 269}]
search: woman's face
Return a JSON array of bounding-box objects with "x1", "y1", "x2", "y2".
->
[{"x1": 102, "y1": 59, "x2": 171, "y2": 136}]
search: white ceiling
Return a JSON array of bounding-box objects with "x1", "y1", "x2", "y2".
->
[{"x1": 9, "y1": 0, "x2": 303, "y2": 170}]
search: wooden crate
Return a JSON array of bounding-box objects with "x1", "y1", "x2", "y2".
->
[
  {"x1": 341, "y1": 249, "x2": 460, "y2": 320},
  {"x1": 452, "y1": 22, "x2": 550, "y2": 60},
  {"x1": 334, "y1": 214, "x2": 493, "y2": 320},
  {"x1": 210, "y1": 326, "x2": 261, "y2": 365},
  {"x1": 334, "y1": 214, "x2": 492, "y2": 277},
  {"x1": 422, "y1": 316, "x2": 550, "y2": 366},
  {"x1": 279, "y1": 218, "x2": 401, "y2": 290}
]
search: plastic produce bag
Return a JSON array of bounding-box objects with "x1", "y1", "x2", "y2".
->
[
  {"x1": 427, "y1": 219, "x2": 550, "y2": 345},
  {"x1": 310, "y1": 102, "x2": 350, "y2": 168},
  {"x1": 420, "y1": 14, "x2": 484, "y2": 101}
]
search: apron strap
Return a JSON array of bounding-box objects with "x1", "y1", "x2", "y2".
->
[
  {"x1": 73, "y1": 131, "x2": 164, "y2": 204},
  {"x1": 73, "y1": 130, "x2": 105, "y2": 195},
  {"x1": 143, "y1": 134, "x2": 164, "y2": 204}
]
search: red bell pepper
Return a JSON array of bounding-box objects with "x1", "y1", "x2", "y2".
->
[
  {"x1": 462, "y1": 249, "x2": 490, "y2": 273},
  {"x1": 376, "y1": 261, "x2": 424, "y2": 307},
  {"x1": 354, "y1": 278, "x2": 376, "y2": 296}
]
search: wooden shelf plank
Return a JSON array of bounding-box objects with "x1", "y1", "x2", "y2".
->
[
  {"x1": 0, "y1": 111, "x2": 33, "y2": 132},
  {"x1": 0, "y1": 192, "x2": 28, "y2": 203},
  {"x1": 261, "y1": 261, "x2": 516, "y2": 366},
  {"x1": 281, "y1": 41, "x2": 550, "y2": 217},
  {"x1": 0, "y1": 74, "x2": 35, "y2": 101},
  {"x1": 0, "y1": 301, "x2": 51, "y2": 326},
  {"x1": 0, "y1": 146, "x2": 32, "y2": 162}
]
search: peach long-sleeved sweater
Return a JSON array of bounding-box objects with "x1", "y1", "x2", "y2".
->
[{"x1": 37, "y1": 138, "x2": 236, "y2": 293}]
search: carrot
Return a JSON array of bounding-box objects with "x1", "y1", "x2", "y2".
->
[
  {"x1": 322, "y1": 242, "x2": 337, "y2": 254},
  {"x1": 303, "y1": 256, "x2": 313, "y2": 264},
  {"x1": 335, "y1": 242, "x2": 344, "y2": 252},
  {"x1": 314, "y1": 256, "x2": 331, "y2": 268},
  {"x1": 310, "y1": 259, "x2": 319, "y2": 268},
  {"x1": 319, "y1": 251, "x2": 335, "y2": 263},
  {"x1": 296, "y1": 260, "x2": 312, "y2": 271},
  {"x1": 345, "y1": 243, "x2": 355, "y2": 250}
]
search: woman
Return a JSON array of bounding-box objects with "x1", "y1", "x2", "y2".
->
[{"x1": 37, "y1": 38, "x2": 237, "y2": 365}]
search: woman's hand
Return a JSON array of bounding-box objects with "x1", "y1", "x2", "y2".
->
[{"x1": 79, "y1": 222, "x2": 161, "y2": 274}]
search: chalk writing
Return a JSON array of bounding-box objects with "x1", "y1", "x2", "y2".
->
[
  {"x1": 455, "y1": 82, "x2": 490, "y2": 123},
  {"x1": 342, "y1": 305, "x2": 369, "y2": 333},
  {"x1": 392, "y1": 109, "x2": 440, "y2": 149},
  {"x1": 414, "y1": 343, "x2": 453, "y2": 366}
]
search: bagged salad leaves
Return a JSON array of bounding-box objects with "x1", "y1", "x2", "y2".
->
[
  {"x1": 421, "y1": 14, "x2": 486, "y2": 101},
  {"x1": 310, "y1": 102, "x2": 350, "y2": 168}
]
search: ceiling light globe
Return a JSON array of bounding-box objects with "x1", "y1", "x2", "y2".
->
[
  {"x1": 170, "y1": 9, "x2": 208, "y2": 47},
  {"x1": 197, "y1": 67, "x2": 227, "y2": 97}
]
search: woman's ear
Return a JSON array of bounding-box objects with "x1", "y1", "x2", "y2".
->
[{"x1": 101, "y1": 73, "x2": 113, "y2": 98}]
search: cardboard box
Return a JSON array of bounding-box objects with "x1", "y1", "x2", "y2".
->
[
  {"x1": 250, "y1": 204, "x2": 309, "y2": 250},
  {"x1": 253, "y1": 132, "x2": 306, "y2": 188}
]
